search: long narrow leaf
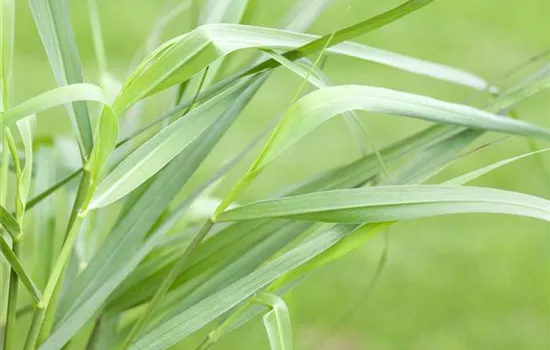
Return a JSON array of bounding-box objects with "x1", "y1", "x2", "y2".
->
[
  {"x1": 117, "y1": 20, "x2": 490, "y2": 112},
  {"x1": 0, "y1": 205, "x2": 19, "y2": 239},
  {"x1": 0, "y1": 234, "x2": 42, "y2": 303},
  {"x1": 0, "y1": 84, "x2": 108, "y2": 128},
  {"x1": 88, "y1": 77, "x2": 255, "y2": 209},
  {"x1": 217, "y1": 186, "x2": 550, "y2": 223},
  {"x1": 40, "y1": 77, "x2": 266, "y2": 350},
  {"x1": 28, "y1": 0, "x2": 95, "y2": 157},
  {"x1": 249, "y1": 84, "x2": 550, "y2": 171},
  {"x1": 129, "y1": 225, "x2": 357, "y2": 350}
]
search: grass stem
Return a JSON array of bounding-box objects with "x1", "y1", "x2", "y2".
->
[{"x1": 24, "y1": 169, "x2": 90, "y2": 349}]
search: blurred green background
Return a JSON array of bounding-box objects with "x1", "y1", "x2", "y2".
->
[{"x1": 12, "y1": 0, "x2": 549, "y2": 349}]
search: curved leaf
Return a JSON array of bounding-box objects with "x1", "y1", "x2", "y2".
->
[
  {"x1": 255, "y1": 293, "x2": 293, "y2": 350},
  {"x1": 216, "y1": 185, "x2": 550, "y2": 223},
  {"x1": 116, "y1": 20, "x2": 489, "y2": 112},
  {"x1": 0, "y1": 84, "x2": 108, "y2": 128},
  {"x1": 252, "y1": 85, "x2": 550, "y2": 170},
  {"x1": 88, "y1": 77, "x2": 253, "y2": 210}
]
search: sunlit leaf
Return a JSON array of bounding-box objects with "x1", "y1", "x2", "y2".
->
[{"x1": 217, "y1": 185, "x2": 550, "y2": 223}]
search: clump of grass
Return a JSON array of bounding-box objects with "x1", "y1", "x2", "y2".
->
[{"x1": 0, "y1": 0, "x2": 549, "y2": 349}]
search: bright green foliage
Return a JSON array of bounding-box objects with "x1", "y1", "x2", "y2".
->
[{"x1": 1, "y1": 1, "x2": 548, "y2": 350}]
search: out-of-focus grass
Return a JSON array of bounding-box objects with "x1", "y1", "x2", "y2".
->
[{"x1": 13, "y1": 0, "x2": 549, "y2": 349}]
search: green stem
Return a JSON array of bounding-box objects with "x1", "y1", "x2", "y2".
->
[
  {"x1": 24, "y1": 169, "x2": 90, "y2": 350},
  {"x1": 0, "y1": 136, "x2": 8, "y2": 206},
  {"x1": 24, "y1": 307, "x2": 45, "y2": 350},
  {"x1": 3, "y1": 126, "x2": 24, "y2": 350},
  {"x1": 26, "y1": 169, "x2": 82, "y2": 212},
  {"x1": 121, "y1": 218, "x2": 215, "y2": 348},
  {"x1": 24, "y1": 215, "x2": 84, "y2": 350},
  {"x1": 195, "y1": 300, "x2": 253, "y2": 350},
  {"x1": 4, "y1": 240, "x2": 20, "y2": 350}
]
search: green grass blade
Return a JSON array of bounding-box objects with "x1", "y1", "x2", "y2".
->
[
  {"x1": 217, "y1": 186, "x2": 550, "y2": 223},
  {"x1": 0, "y1": 205, "x2": 19, "y2": 239},
  {"x1": 0, "y1": 0, "x2": 15, "y2": 109},
  {"x1": 265, "y1": 50, "x2": 385, "y2": 160},
  {"x1": 382, "y1": 128, "x2": 483, "y2": 185},
  {"x1": 88, "y1": 77, "x2": 253, "y2": 210},
  {"x1": 244, "y1": 0, "x2": 436, "y2": 75},
  {"x1": 86, "y1": 108, "x2": 119, "y2": 191},
  {"x1": 129, "y1": 225, "x2": 357, "y2": 350},
  {"x1": 16, "y1": 116, "x2": 35, "y2": 210},
  {"x1": 255, "y1": 293, "x2": 293, "y2": 350},
  {"x1": 31, "y1": 147, "x2": 58, "y2": 288},
  {"x1": 0, "y1": 83, "x2": 108, "y2": 128},
  {"x1": 489, "y1": 68, "x2": 550, "y2": 113},
  {"x1": 446, "y1": 148, "x2": 550, "y2": 186},
  {"x1": 116, "y1": 20, "x2": 493, "y2": 113},
  {"x1": 39, "y1": 77, "x2": 266, "y2": 350},
  {"x1": 27, "y1": 0, "x2": 95, "y2": 158},
  {"x1": 248, "y1": 85, "x2": 550, "y2": 172},
  {"x1": 87, "y1": 0, "x2": 108, "y2": 78},
  {"x1": 0, "y1": 235, "x2": 42, "y2": 304},
  {"x1": 176, "y1": 0, "x2": 254, "y2": 105},
  {"x1": 26, "y1": 168, "x2": 81, "y2": 211}
]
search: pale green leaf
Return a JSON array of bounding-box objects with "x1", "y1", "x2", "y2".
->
[
  {"x1": 0, "y1": 83, "x2": 108, "y2": 128},
  {"x1": 86, "y1": 107, "x2": 119, "y2": 192},
  {"x1": 31, "y1": 147, "x2": 57, "y2": 288},
  {"x1": 217, "y1": 186, "x2": 550, "y2": 223},
  {"x1": 251, "y1": 85, "x2": 550, "y2": 171},
  {"x1": 16, "y1": 116, "x2": 35, "y2": 208},
  {"x1": 28, "y1": 0, "x2": 95, "y2": 157},
  {"x1": 117, "y1": 17, "x2": 493, "y2": 111},
  {"x1": 39, "y1": 77, "x2": 266, "y2": 350},
  {"x1": 255, "y1": 293, "x2": 293, "y2": 350},
  {"x1": 0, "y1": 0, "x2": 15, "y2": 110},
  {"x1": 88, "y1": 77, "x2": 253, "y2": 210},
  {"x1": 129, "y1": 225, "x2": 357, "y2": 350}
]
